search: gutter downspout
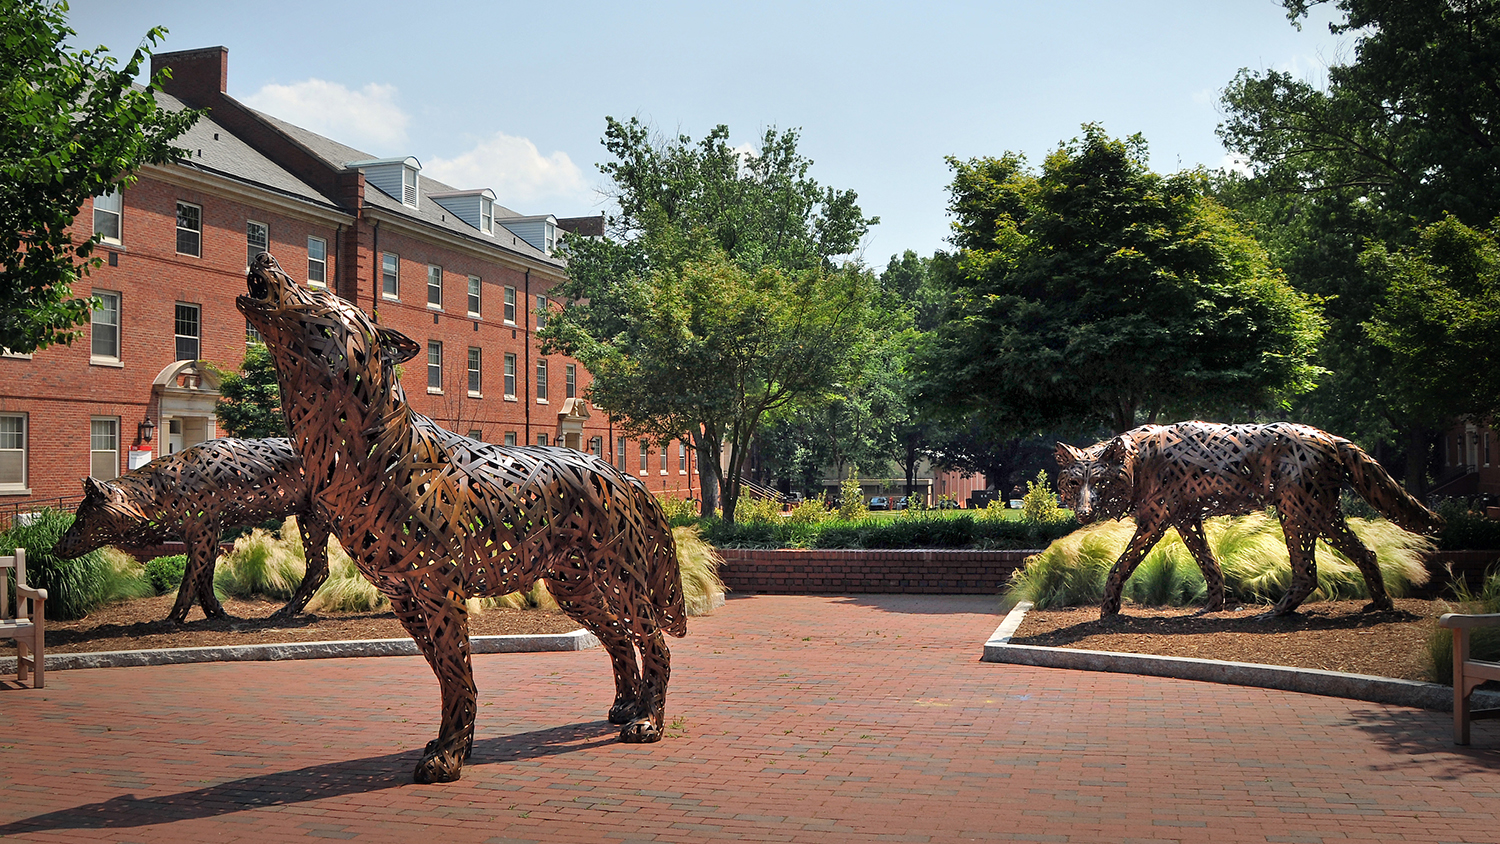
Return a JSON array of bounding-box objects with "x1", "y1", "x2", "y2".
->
[
  {"x1": 523, "y1": 268, "x2": 531, "y2": 446},
  {"x1": 370, "y1": 221, "x2": 381, "y2": 322}
]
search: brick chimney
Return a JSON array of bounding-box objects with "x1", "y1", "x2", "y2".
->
[{"x1": 151, "y1": 46, "x2": 228, "y2": 108}]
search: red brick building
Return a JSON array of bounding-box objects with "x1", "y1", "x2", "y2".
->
[{"x1": 0, "y1": 46, "x2": 701, "y2": 514}]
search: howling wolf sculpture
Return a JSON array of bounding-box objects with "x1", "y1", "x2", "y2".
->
[
  {"x1": 56, "y1": 437, "x2": 331, "y2": 623},
  {"x1": 239, "y1": 252, "x2": 685, "y2": 783},
  {"x1": 1055, "y1": 421, "x2": 1441, "y2": 618}
]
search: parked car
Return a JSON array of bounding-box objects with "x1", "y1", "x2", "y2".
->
[
  {"x1": 868, "y1": 496, "x2": 890, "y2": 511},
  {"x1": 893, "y1": 496, "x2": 910, "y2": 510},
  {"x1": 785, "y1": 491, "x2": 804, "y2": 504}
]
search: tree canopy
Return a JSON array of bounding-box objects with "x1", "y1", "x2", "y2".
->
[
  {"x1": 0, "y1": 0, "x2": 199, "y2": 353},
  {"x1": 540, "y1": 119, "x2": 877, "y2": 522},
  {"x1": 916, "y1": 125, "x2": 1325, "y2": 436},
  {"x1": 214, "y1": 343, "x2": 288, "y2": 440}
]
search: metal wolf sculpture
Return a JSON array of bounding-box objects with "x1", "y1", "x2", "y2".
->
[
  {"x1": 1055, "y1": 421, "x2": 1441, "y2": 618},
  {"x1": 56, "y1": 437, "x2": 332, "y2": 623},
  {"x1": 239, "y1": 252, "x2": 686, "y2": 783}
]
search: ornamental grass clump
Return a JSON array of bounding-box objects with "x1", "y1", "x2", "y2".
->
[
  {"x1": 0, "y1": 508, "x2": 150, "y2": 619},
  {"x1": 672, "y1": 525, "x2": 727, "y2": 615},
  {"x1": 1004, "y1": 512, "x2": 1432, "y2": 611}
]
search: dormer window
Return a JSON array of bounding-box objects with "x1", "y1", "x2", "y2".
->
[
  {"x1": 402, "y1": 165, "x2": 418, "y2": 206},
  {"x1": 429, "y1": 188, "x2": 498, "y2": 236},
  {"x1": 545, "y1": 221, "x2": 556, "y2": 254},
  {"x1": 345, "y1": 156, "x2": 422, "y2": 210}
]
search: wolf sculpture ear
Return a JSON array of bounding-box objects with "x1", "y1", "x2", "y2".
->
[
  {"x1": 1055, "y1": 442, "x2": 1086, "y2": 466},
  {"x1": 377, "y1": 327, "x2": 421, "y2": 365},
  {"x1": 1100, "y1": 435, "x2": 1133, "y2": 465},
  {"x1": 82, "y1": 476, "x2": 111, "y2": 499}
]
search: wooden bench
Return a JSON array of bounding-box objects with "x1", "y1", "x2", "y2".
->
[
  {"x1": 1439, "y1": 612, "x2": 1500, "y2": 744},
  {"x1": 1, "y1": 549, "x2": 46, "y2": 688}
]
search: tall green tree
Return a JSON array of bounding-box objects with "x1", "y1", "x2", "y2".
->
[
  {"x1": 1217, "y1": 0, "x2": 1500, "y2": 488},
  {"x1": 916, "y1": 125, "x2": 1325, "y2": 436},
  {"x1": 541, "y1": 119, "x2": 877, "y2": 522},
  {"x1": 214, "y1": 343, "x2": 288, "y2": 439},
  {"x1": 1364, "y1": 216, "x2": 1500, "y2": 426},
  {"x1": 0, "y1": 0, "x2": 199, "y2": 353}
]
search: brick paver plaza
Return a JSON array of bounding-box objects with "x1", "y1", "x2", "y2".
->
[{"x1": 2, "y1": 594, "x2": 1497, "y2": 842}]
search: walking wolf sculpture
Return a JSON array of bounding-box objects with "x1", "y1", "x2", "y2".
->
[
  {"x1": 1055, "y1": 421, "x2": 1441, "y2": 619},
  {"x1": 239, "y1": 252, "x2": 686, "y2": 783},
  {"x1": 56, "y1": 438, "x2": 331, "y2": 623}
]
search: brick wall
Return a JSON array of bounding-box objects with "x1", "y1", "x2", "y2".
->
[{"x1": 716, "y1": 548, "x2": 1037, "y2": 594}]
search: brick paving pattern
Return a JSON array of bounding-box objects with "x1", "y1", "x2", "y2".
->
[{"x1": 2, "y1": 594, "x2": 1497, "y2": 842}]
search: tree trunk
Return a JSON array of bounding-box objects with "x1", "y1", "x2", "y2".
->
[
  {"x1": 694, "y1": 437, "x2": 720, "y2": 517},
  {"x1": 1406, "y1": 423, "x2": 1430, "y2": 497}
]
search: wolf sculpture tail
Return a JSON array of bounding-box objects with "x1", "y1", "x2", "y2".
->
[
  {"x1": 629, "y1": 479, "x2": 688, "y2": 638},
  {"x1": 1338, "y1": 440, "x2": 1442, "y2": 534}
]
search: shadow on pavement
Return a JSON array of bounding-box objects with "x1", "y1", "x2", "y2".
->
[
  {"x1": 0, "y1": 720, "x2": 618, "y2": 834},
  {"x1": 1344, "y1": 707, "x2": 1500, "y2": 779}
]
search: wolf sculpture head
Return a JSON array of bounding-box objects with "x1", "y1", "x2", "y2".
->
[
  {"x1": 56, "y1": 477, "x2": 162, "y2": 559},
  {"x1": 1054, "y1": 436, "x2": 1137, "y2": 524}
]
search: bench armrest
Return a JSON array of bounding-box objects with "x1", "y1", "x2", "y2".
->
[
  {"x1": 1439, "y1": 612, "x2": 1500, "y2": 629},
  {"x1": 15, "y1": 584, "x2": 46, "y2": 603}
]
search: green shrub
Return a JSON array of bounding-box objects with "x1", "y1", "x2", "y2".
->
[
  {"x1": 1436, "y1": 499, "x2": 1500, "y2": 550},
  {"x1": 838, "y1": 472, "x2": 866, "y2": 521},
  {"x1": 0, "y1": 508, "x2": 122, "y2": 619},
  {"x1": 656, "y1": 495, "x2": 699, "y2": 527},
  {"x1": 1427, "y1": 566, "x2": 1500, "y2": 685},
  {"x1": 1004, "y1": 512, "x2": 1433, "y2": 610},
  {"x1": 1021, "y1": 470, "x2": 1067, "y2": 525},
  {"x1": 785, "y1": 497, "x2": 828, "y2": 526},
  {"x1": 732, "y1": 495, "x2": 783, "y2": 524},
  {"x1": 144, "y1": 554, "x2": 189, "y2": 595}
]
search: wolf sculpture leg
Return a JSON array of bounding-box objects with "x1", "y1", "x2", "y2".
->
[
  {"x1": 1101, "y1": 520, "x2": 1171, "y2": 618},
  {"x1": 391, "y1": 588, "x2": 477, "y2": 783},
  {"x1": 169, "y1": 523, "x2": 227, "y2": 623},
  {"x1": 1269, "y1": 519, "x2": 1322, "y2": 617},
  {"x1": 550, "y1": 575, "x2": 645, "y2": 726},
  {"x1": 272, "y1": 518, "x2": 332, "y2": 619},
  {"x1": 1322, "y1": 518, "x2": 1394, "y2": 612},
  {"x1": 1177, "y1": 519, "x2": 1227, "y2": 612}
]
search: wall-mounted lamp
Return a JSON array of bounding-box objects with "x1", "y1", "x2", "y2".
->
[{"x1": 138, "y1": 416, "x2": 157, "y2": 443}]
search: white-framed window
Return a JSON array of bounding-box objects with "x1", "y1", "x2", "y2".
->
[
  {"x1": 679, "y1": 440, "x2": 688, "y2": 472},
  {"x1": 175, "y1": 302, "x2": 200, "y2": 361},
  {"x1": 427, "y1": 265, "x2": 443, "y2": 308},
  {"x1": 537, "y1": 432, "x2": 548, "y2": 446},
  {"x1": 402, "y1": 165, "x2": 418, "y2": 207},
  {"x1": 246, "y1": 320, "x2": 262, "y2": 344},
  {"x1": 503, "y1": 286, "x2": 516, "y2": 324},
  {"x1": 566, "y1": 363, "x2": 576, "y2": 398},
  {"x1": 427, "y1": 340, "x2": 443, "y2": 392},
  {"x1": 94, "y1": 189, "x2": 122, "y2": 244},
  {"x1": 382, "y1": 252, "x2": 400, "y2": 299},
  {"x1": 661, "y1": 442, "x2": 668, "y2": 474},
  {"x1": 467, "y1": 347, "x2": 482, "y2": 395},
  {"x1": 91, "y1": 290, "x2": 120, "y2": 362},
  {"x1": 480, "y1": 196, "x2": 494, "y2": 234},
  {"x1": 468, "y1": 429, "x2": 483, "y2": 441},
  {"x1": 590, "y1": 436, "x2": 603, "y2": 458},
  {"x1": 535, "y1": 295, "x2": 549, "y2": 329},
  {"x1": 617, "y1": 436, "x2": 627, "y2": 471},
  {"x1": 246, "y1": 221, "x2": 268, "y2": 268},
  {"x1": 90, "y1": 417, "x2": 119, "y2": 481},
  {"x1": 544, "y1": 221, "x2": 557, "y2": 254},
  {"x1": 504, "y1": 431, "x2": 517, "y2": 447},
  {"x1": 307, "y1": 236, "x2": 327, "y2": 286},
  {"x1": 504, "y1": 352, "x2": 517, "y2": 399},
  {"x1": 176, "y1": 201, "x2": 202, "y2": 256},
  {"x1": 536, "y1": 359, "x2": 548, "y2": 401},
  {"x1": 639, "y1": 440, "x2": 649, "y2": 473},
  {"x1": 0, "y1": 413, "x2": 26, "y2": 492},
  {"x1": 468, "y1": 276, "x2": 482, "y2": 317}
]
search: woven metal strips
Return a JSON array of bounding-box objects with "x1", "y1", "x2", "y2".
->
[
  {"x1": 240, "y1": 252, "x2": 686, "y2": 784},
  {"x1": 1056, "y1": 421, "x2": 1441, "y2": 618},
  {"x1": 56, "y1": 437, "x2": 332, "y2": 622}
]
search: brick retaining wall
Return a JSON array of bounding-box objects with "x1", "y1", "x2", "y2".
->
[
  {"x1": 716, "y1": 548, "x2": 1037, "y2": 594},
  {"x1": 718, "y1": 548, "x2": 1500, "y2": 597}
]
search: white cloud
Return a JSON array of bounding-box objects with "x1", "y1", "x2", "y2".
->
[
  {"x1": 243, "y1": 79, "x2": 409, "y2": 154},
  {"x1": 424, "y1": 132, "x2": 591, "y2": 211}
]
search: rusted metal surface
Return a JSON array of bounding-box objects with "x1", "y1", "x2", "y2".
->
[
  {"x1": 56, "y1": 438, "x2": 331, "y2": 623},
  {"x1": 240, "y1": 252, "x2": 685, "y2": 783},
  {"x1": 1056, "y1": 421, "x2": 1441, "y2": 618}
]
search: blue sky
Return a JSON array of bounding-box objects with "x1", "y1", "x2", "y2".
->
[{"x1": 68, "y1": 0, "x2": 1349, "y2": 267}]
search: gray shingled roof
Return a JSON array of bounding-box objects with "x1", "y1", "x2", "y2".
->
[
  {"x1": 250, "y1": 109, "x2": 562, "y2": 266},
  {"x1": 156, "y1": 91, "x2": 342, "y2": 210}
]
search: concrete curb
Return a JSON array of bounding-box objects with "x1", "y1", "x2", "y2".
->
[
  {"x1": 2, "y1": 629, "x2": 600, "y2": 674},
  {"x1": 983, "y1": 601, "x2": 1500, "y2": 713}
]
